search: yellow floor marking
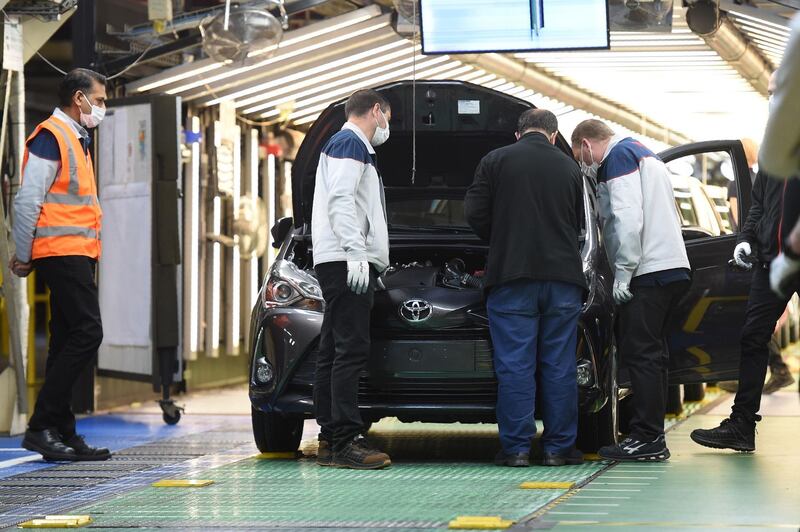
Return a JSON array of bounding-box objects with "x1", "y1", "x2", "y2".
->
[
  {"x1": 448, "y1": 516, "x2": 514, "y2": 529},
  {"x1": 519, "y1": 481, "x2": 575, "y2": 489},
  {"x1": 583, "y1": 453, "x2": 603, "y2": 461},
  {"x1": 18, "y1": 515, "x2": 92, "y2": 528},
  {"x1": 255, "y1": 452, "x2": 298, "y2": 460},
  {"x1": 151, "y1": 479, "x2": 214, "y2": 488}
]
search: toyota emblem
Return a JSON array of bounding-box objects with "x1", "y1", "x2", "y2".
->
[{"x1": 399, "y1": 299, "x2": 433, "y2": 323}]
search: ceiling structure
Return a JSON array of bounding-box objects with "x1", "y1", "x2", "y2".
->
[{"x1": 126, "y1": 1, "x2": 799, "y2": 148}]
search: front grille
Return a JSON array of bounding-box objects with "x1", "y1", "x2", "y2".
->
[
  {"x1": 289, "y1": 345, "x2": 497, "y2": 405},
  {"x1": 358, "y1": 377, "x2": 497, "y2": 404}
]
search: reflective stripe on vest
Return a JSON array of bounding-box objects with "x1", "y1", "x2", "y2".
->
[
  {"x1": 24, "y1": 116, "x2": 102, "y2": 260},
  {"x1": 35, "y1": 226, "x2": 99, "y2": 239},
  {"x1": 46, "y1": 119, "x2": 81, "y2": 196}
]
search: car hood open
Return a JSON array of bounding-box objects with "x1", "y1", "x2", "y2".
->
[{"x1": 290, "y1": 80, "x2": 574, "y2": 228}]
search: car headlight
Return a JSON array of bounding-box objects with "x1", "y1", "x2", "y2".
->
[{"x1": 262, "y1": 260, "x2": 324, "y2": 311}]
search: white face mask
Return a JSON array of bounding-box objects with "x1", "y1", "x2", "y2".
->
[
  {"x1": 371, "y1": 109, "x2": 390, "y2": 147},
  {"x1": 580, "y1": 140, "x2": 599, "y2": 179},
  {"x1": 768, "y1": 95, "x2": 776, "y2": 114},
  {"x1": 78, "y1": 93, "x2": 106, "y2": 128}
]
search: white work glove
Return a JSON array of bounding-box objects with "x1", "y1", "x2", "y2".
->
[
  {"x1": 346, "y1": 260, "x2": 370, "y2": 295},
  {"x1": 770, "y1": 253, "x2": 800, "y2": 299},
  {"x1": 733, "y1": 242, "x2": 753, "y2": 270},
  {"x1": 613, "y1": 279, "x2": 633, "y2": 305}
]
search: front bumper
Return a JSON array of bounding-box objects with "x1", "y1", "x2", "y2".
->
[{"x1": 250, "y1": 324, "x2": 604, "y2": 422}]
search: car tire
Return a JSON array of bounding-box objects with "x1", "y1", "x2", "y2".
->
[
  {"x1": 666, "y1": 385, "x2": 683, "y2": 416},
  {"x1": 251, "y1": 407, "x2": 304, "y2": 453},
  {"x1": 683, "y1": 382, "x2": 705, "y2": 402},
  {"x1": 780, "y1": 322, "x2": 790, "y2": 349},
  {"x1": 577, "y1": 339, "x2": 618, "y2": 453}
]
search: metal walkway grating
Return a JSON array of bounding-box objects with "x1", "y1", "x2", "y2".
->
[{"x1": 0, "y1": 430, "x2": 253, "y2": 529}]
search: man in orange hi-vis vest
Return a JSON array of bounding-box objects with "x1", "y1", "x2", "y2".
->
[{"x1": 9, "y1": 68, "x2": 109, "y2": 462}]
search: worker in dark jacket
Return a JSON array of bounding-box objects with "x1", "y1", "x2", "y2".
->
[
  {"x1": 465, "y1": 109, "x2": 587, "y2": 468},
  {"x1": 692, "y1": 165, "x2": 797, "y2": 452}
]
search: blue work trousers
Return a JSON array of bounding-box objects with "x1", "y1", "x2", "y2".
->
[{"x1": 487, "y1": 279, "x2": 583, "y2": 455}]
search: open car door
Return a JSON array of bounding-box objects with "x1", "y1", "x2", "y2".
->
[{"x1": 658, "y1": 140, "x2": 752, "y2": 384}]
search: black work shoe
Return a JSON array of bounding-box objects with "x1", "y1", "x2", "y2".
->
[
  {"x1": 690, "y1": 417, "x2": 755, "y2": 452},
  {"x1": 599, "y1": 435, "x2": 670, "y2": 462},
  {"x1": 316, "y1": 438, "x2": 333, "y2": 466},
  {"x1": 763, "y1": 367, "x2": 795, "y2": 395},
  {"x1": 333, "y1": 435, "x2": 391, "y2": 470},
  {"x1": 22, "y1": 429, "x2": 78, "y2": 462},
  {"x1": 63, "y1": 434, "x2": 111, "y2": 461},
  {"x1": 494, "y1": 450, "x2": 530, "y2": 467},
  {"x1": 543, "y1": 447, "x2": 584, "y2": 466}
]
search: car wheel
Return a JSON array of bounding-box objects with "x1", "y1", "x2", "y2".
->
[
  {"x1": 666, "y1": 385, "x2": 683, "y2": 416},
  {"x1": 683, "y1": 382, "x2": 705, "y2": 402},
  {"x1": 577, "y1": 339, "x2": 618, "y2": 453},
  {"x1": 781, "y1": 322, "x2": 790, "y2": 349},
  {"x1": 251, "y1": 407, "x2": 304, "y2": 453}
]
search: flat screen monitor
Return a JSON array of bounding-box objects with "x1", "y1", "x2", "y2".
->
[{"x1": 420, "y1": 0, "x2": 610, "y2": 54}]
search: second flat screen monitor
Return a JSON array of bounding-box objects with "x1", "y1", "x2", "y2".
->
[{"x1": 420, "y1": 0, "x2": 610, "y2": 54}]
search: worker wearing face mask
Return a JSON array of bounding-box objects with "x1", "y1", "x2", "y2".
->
[
  {"x1": 572, "y1": 119, "x2": 690, "y2": 462},
  {"x1": 310, "y1": 89, "x2": 392, "y2": 470},
  {"x1": 9, "y1": 69, "x2": 108, "y2": 462}
]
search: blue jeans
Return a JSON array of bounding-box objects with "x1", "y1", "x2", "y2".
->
[{"x1": 487, "y1": 279, "x2": 583, "y2": 455}]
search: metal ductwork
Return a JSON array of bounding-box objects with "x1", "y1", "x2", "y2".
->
[
  {"x1": 687, "y1": 1, "x2": 772, "y2": 96},
  {"x1": 453, "y1": 53, "x2": 694, "y2": 146}
]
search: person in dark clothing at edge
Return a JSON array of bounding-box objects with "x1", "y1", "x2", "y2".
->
[
  {"x1": 692, "y1": 72, "x2": 798, "y2": 453},
  {"x1": 310, "y1": 89, "x2": 392, "y2": 470},
  {"x1": 572, "y1": 119, "x2": 691, "y2": 463},
  {"x1": 719, "y1": 134, "x2": 795, "y2": 396},
  {"x1": 465, "y1": 109, "x2": 587, "y2": 468}
]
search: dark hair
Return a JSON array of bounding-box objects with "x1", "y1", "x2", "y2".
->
[
  {"x1": 58, "y1": 68, "x2": 107, "y2": 107},
  {"x1": 345, "y1": 89, "x2": 390, "y2": 118},
  {"x1": 571, "y1": 119, "x2": 615, "y2": 146},
  {"x1": 517, "y1": 109, "x2": 558, "y2": 136}
]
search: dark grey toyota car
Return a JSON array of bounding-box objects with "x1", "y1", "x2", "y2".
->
[{"x1": 249, "y1": 80, "x2": 754, "y2": 453}]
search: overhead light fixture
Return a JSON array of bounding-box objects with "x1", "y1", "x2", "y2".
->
[
  {"x1": 244, "y1": 53, "x2": 446, "y2": 114},
  {"x1": 167, "y1": 21, "x2": 391, "y2": 95},
  {"x1": 206, "y1": 40, "x2": 410, "y2": 106},
  {"x1": 256, "y1": 58, "x2": 458, "y2": 118},
  {"x1": 234, "y1": 45, "x2": 422, "y2": 110}
]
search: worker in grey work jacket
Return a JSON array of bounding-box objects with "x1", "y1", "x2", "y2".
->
[
  {"x1": 310, "y1": 89, "x2": 392, "y2": 470},
  {"x1": 572, "y1": 119, "x2": 690, "y2": 463}
]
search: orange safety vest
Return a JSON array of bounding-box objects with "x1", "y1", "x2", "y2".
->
[{"x1": 22, "y1": 116, "x2": 103, "y2": 261}]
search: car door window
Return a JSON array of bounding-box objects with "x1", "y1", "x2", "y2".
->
[{"x1": 666, "y1": 151, "x2": 736, "y2": 239}]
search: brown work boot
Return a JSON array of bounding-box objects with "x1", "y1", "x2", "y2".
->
[
  {"x1": 333, "y1": 435, "x2": 391, "y2": 470},
  {"x1": 316, "y1": 438, "x2": 333, "y2": 466},
  {"x1": 763, "y1": 367, "x2": 795, "y2": 394}
]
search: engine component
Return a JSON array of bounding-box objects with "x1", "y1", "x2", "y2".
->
[{"x1": 442, "y1": 259, "x2": 484, "y2": 290}]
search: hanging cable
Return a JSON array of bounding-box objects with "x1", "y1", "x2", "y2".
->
[
  {"x1": 1, "y1": 7, "x2": 165, "y2": 80},
  {"x1": 411, "y1": 0, "x2": 417, "y2": 186}
]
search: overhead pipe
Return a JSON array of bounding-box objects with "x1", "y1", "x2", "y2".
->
[
  {"x1": 687, "y1": 2, "x2": 772, "y2": 96},
  {"x1": 453, "y1": 52, "x2": 694, "y2": 146}
]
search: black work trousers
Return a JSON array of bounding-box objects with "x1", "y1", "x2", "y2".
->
[
  {"x1": 313, "y1": 261, "x2": 376, "y2": 452},
  {"x1": 618, "y1": 281, "x2": 689, "y2": 441},
  {"x1": 28, "y1": 256, "x2": 103, "y2": 440},
  {"x1": 733, "y1": 266, "x2": 792, "y2": 423}
]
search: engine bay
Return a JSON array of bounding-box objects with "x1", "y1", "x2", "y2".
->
[{"x1": 382, "y1": 257, "x2": 486, "y2": 291}]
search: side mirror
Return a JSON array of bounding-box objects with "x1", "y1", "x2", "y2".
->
[{"x1": 271, "y1": 217, "x2": 294, "y2": 248}]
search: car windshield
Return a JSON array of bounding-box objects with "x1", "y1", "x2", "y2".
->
[{"x1": 386, "y1": 198, "x2": 469, "y2": 231}]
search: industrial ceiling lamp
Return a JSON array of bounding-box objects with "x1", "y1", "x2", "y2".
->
[
  {"x1": 200, "y1": 0, "x2": 289, "y2": 65},
  {"x1": 686, "y1": 0, "x2": 721, "y2": 36}
]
